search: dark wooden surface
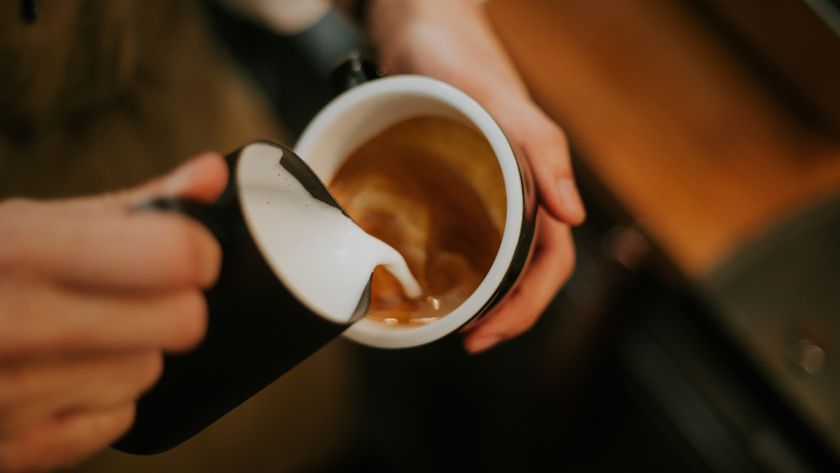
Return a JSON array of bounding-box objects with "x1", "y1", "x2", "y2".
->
[{"x1": 487, "y1": 0, "x2": 840, "y2": 278}]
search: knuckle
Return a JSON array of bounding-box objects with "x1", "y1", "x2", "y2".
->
[
  {"x1": 538, "y1": 221, "x2": 576, "y2": 281},
  {"x1": 77, "y1": 407, "x2": 122, "y2": 438},
  {"x1": 134, "y1": 352, "x2": 164, "y2": 392},
  {"x1": 504, "y1": 312, "x2": 540, "y2": 339},
  {"x1": 532, "y1": 119, "x2": 568, "y2": 150},
  {"x1": 523, "y1": 122, "x2": 571, "y2": 173},
  {"x1": 112, "y1": 404, "x2": 136, "y2": 438},
  {"x1": 491, "y1": 290, "x2": 539, "y2": 339},
  {"x1": 557, "y1": 233, "x2": 577, "y2": 281},
  {"x1": 67, "y1": 407, "x2": 134, "y2": 459},
  {"x1": 159, "y1": 219, "x2": 201, "y2": 280},
  {"x1": 85, "y1": 404, "x2": 136, "y2": 447},
  {"x1": 556, "y1": 249, "x2": 576, "y2": 284},
  {"x1": 551, "y1": 125, "x2": 569, "y2": 148},
  {"x1": 159, "y1": 217, "x2": 217, "y2": 286},
  {"x1": 169, "y1": 291, "x2": 208, "y2": 350}
]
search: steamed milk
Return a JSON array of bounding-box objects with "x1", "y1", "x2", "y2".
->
[{"x1": 237, "y1": 142, "x2": 420, "y2": 324}]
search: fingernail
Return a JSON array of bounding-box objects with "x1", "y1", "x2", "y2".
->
[
  {"x1": 163, "y1": 158, "x2": 205, "y2": 195},
  {"x1": 558, "y1": 178, "x2": 586, "y2": 224},
  {"x1": 467, "y1": 334, "x2": 503, "y2": 354}
]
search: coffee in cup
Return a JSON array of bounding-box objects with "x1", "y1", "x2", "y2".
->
[{"x1": 329, "y1": 116, "x2": 506, "y2": 327}]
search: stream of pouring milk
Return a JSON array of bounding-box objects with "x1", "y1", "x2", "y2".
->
[{"x1": 237, "y1": 143, "x2": 421, "y2": 324}]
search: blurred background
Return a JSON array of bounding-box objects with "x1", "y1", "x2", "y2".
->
[{"x1": 2, "y1": 0, "x2": 839, "y2": 471}]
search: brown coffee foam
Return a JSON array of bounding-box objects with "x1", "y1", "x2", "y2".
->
[{"x1": 329, "y1": 116, "x2": 506, "y2": 326}]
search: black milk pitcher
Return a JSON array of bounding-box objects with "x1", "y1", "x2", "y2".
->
[{"x1": 114, "y1": 7, "x2": 377, "y2": 454}]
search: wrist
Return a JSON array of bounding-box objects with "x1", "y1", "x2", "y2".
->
[{"x1": 364, "y1": 0, "x2": 475, "y2": 68}]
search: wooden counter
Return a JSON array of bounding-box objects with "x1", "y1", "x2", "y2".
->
[{"x1": 486, "y1": 0, "x2": 840, "y2": 278}]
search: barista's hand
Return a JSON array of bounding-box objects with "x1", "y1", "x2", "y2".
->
[
  {"x1": 0, "y1": 153, "x2": 226, "y2": 472},
  {"x1": 367, "y1": 0, "x2": 585, "y2": 353}
]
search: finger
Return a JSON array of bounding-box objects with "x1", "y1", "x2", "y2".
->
[
  {"x1": 495, "y1": 102, "x2": 585, "y2": 226},
  {"x1": 0, "y1": 351, "x2": 161, "y2": 436},
  {"x1": 464, "y1": 212, "x2": 575, "y2": 353},
  {"x1": 58, "y1": 152, "x2": 229, "y2": 214},
  {"x1": 0, "y1": 282, "x2": 207, "y2": 358},
  {"x1": 0, "y1": 206, "x2": 222, "y2": 290},
  {"x1": 0, "y1": 403, "x2": 135, "y2": 473}
]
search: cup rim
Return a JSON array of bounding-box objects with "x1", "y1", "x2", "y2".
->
[{"x1": 295, "y1": 75, "x2": 525, "y2": 348}]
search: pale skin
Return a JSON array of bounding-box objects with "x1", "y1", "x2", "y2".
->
[
  {"x1": 0, "y1": 0, "x2": 584, "y2": 471},
  {"x1": 367, "y1": 0, "x2": 586, "y2": 352},
  {"x1": 0, "y1": 154, "x2": 227, "y2": 472}
]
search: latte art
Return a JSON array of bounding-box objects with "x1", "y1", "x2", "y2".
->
[{"x1": 330, "y1": 116, "x2": 506, "y2": 326}]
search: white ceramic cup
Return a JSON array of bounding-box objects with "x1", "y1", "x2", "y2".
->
[{"x1": 295, "y1": 75, "x2": 537, "y2": 348}]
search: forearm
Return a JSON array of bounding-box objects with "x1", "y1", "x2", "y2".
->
[{"x1": 364, "y1": 0, "x2": 527, "y2": 98}]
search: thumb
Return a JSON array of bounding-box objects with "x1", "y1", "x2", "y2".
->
[
  {"x1": 140, "y1": 151, "x2": 229, "y2": 204},
  {"x1": 63, "y1": 152, "x2": 229, "y2": 214}
]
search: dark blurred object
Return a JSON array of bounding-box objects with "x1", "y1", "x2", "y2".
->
[
  {"x1": 201, "y1": 2, "x2": 375, "y2": 136},
  {"x1": 201, "y1": 0, "x2": 332, "y2": 136},
  {"x1": 686, "y1": 0, "x2": 840, "y2": 137},
  {"x1": 702, "y1": 195, "x2": 840, "y2": 462},
  {"x1": 617, "y1": 271, "x2": 836, "y2": 473},
  {"x1": 19, "y1": 0, "x2": 36, "y2": 24},
  {"x1": 327, "y1": 54, "x2": 383, "y2": 96},
  {"x1": 285, "y1": 9, "x2": 367, "y2": 85},
  {"x1": 304, "y1": 186, "x2": 839, "y2": 473}
]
